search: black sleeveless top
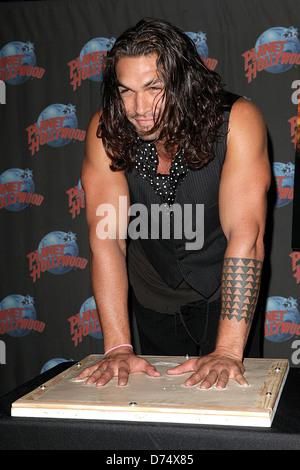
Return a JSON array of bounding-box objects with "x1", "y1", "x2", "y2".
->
[{"x1": 125, "y1": 92, "x2": 240, "y2": 313}]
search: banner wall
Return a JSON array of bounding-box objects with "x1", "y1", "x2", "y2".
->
[{"x1": 0, "y1": 0, "x2": 299, "y2": 395}]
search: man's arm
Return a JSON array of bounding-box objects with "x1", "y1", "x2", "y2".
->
[
  {"x1": 77, "y1": 112, "x2": 160, "y2": 385},
  {"x1": 168, "y1": 98, "x2": 271, "y2": 388},
  {"x1": 207, "y1": 97, "x2": 270, "y2": 387}
]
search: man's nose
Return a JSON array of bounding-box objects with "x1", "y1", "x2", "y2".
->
[{"x1": 135, "y1": 93, "x2": 149, "y2": 116}]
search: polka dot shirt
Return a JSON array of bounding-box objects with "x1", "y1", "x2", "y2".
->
[{"x1": 135, "y1": 140, "x2": 188, "y2": 206}]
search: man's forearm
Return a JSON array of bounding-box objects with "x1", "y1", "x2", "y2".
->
[
  {"x1": 215, "y1": 256, "x2": 263, "y2": 358},
  {"x1": 90, "y1": 242, "x2": 132, "y2": 353}
]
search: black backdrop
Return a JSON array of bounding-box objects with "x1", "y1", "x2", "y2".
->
[{"x1": 0, "y1": 0, "x2": 299, "y2": 396}]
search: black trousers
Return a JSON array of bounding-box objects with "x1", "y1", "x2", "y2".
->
[{"x1": 132, "y1": 293, "x2": 222, "y2": 357}]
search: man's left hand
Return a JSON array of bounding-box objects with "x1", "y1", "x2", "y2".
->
[{"x1": 166, "y1": 352, "x2": 249, "y2": 389}]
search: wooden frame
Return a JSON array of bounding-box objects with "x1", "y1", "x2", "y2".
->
[{"x1": 11, "y1": 355, "x2": 289, "y2": 427}]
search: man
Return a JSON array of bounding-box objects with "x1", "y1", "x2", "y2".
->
[{"x1": 77, "y1": 18, "x2": 270, "y2": 389}]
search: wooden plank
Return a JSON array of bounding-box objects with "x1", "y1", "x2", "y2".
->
[{"x1": 11, "y1": 355, "x2": 289, "y2": 427}]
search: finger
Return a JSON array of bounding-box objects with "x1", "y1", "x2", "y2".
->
[
  {"x1": 235, "y1": 373, "x2": 249, "y2": 387},
  {"x1": 75, "y1": 362, "x2": 104, "y2": 380},
  {"x1": 199, "y1": 370, "x2": 219, "y2": 389},
  {"x1": 95, "y1": 367, "x2": 115, "y2": 387},
  {"x1": 85, "y1": 365, "x2": 107, "y2": 385},
  {"x1": 117, "y1": 367, "x2": 130, "y2": 386},
  {"x1": 185, "y1": 369, "x2": 207, "y2": 386},
  {"x1": 216, "y1": 370, "x2": 229, "y2": 389}
]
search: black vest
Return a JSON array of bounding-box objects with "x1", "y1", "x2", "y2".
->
[{"x1": 125, "y1": 92, "x2": 240, "y2": 298}]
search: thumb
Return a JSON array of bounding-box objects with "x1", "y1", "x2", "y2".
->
[
  {"x1": 146, "y1": 365, "x2": 161, "y2": 377},
  {"x1": 166, "y1": 359, "x2": 195, "y2": 375}
]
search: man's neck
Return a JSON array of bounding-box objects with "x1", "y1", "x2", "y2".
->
[{"x1": 137, "y1": 136, "x2": 178, "y2": 173}]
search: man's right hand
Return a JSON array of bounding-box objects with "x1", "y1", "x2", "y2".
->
[{"x1": 75, "y1": 351, "x2": 161, "y2": 386}]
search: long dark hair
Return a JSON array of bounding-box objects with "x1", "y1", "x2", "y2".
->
[{"x1": 98, "y1": 18, "x2": 226, "y2": 171}]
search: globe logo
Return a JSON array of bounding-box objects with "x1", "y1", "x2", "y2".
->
[
  {"x1": 0, "y1": 41, "x2": 36, "y2": 85},
  {"x1": 38, "y1": 231, "x2": 79, "y2": 275},
  {"x1": 79, "y1": 37, "x2": 115, "y2": 82},
  {"x1": 37, "y1": 103, "x2": 78, "y2": 147},
  {"x1": 0, "y1": 168, "x2": 34, "y2": 211},
  {"x1": 0, "y1": 294, "x2": 36, "y2": 337},
  {"x1": 273, "y1": 162, "x2": 295, "y2": 208},
  {"x1": 265, "y1": 296, "x2": 300, "y2": 342},
  {"x1": 185, "y1": 31, "x2": 209, "y2": 58},
  {"x1": 40, "y1": 358, "x2": 73, "y2": 373},
  {"x1": 255, "y1": 26, "x2": 300, "y2": 73},
  {"x1": 79, "y1": 296, "x2": 102, "y2": 339}
]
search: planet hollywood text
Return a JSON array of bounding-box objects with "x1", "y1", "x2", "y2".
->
[
  {"x1": 68, "y1": 51, "x2": 107, "y2": 91},
  {"x1": 27, "y1": 244, "x2": 87, "y2": 282},
  {"x1": 26, "y1": 116, "x2": 85, "y2": 156},
  {"x1": 0, "y1": 53, "x2": 45, "y2": 82}
]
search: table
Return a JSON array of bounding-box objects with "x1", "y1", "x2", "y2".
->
[{"x1": 1, "y1": 361, "x2": 300, "y2": 450}]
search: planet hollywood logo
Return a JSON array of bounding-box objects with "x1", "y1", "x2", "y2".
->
[
  {"x1": 0, "y1": 295, "x2": 45, "y2": 337},
  {"x1": 66, "y1": 179, "x2": 85, "y2": 219},
  {"x1": 26, "y1": 104, "x2": 86, "y2": 156},
  {"x1": 273, "y1": 161, "x2": 295, "y2": 208},
  {"x1": 185, "y1": 31, "x2": 218, "y2": 70},
  {"x1": 27, "y1": 231, "x2": 88, "y2": 282},
  {"x1": 265, "y1": 296, "x2": 300, "y2": 343},
  {"x1": 290, "y1": 80, "x2": 300, "y2": 147},
  {"x1": 0, "y1": 168, "x2": 44, "y2": 211},
  {"x1": 0, "y1": 41, "x2": 45, "y2": 85},
  {"x1": 68, "y1": 37, "x2": 116, "y2": 91},
  {"x1": 68, "y1": 296, "x2": 102, "y2": 347},
  {"x1": 290, "y1": 252, "x2": 300, "y2": 284},
  {"x1": 242, "y1": 26, "x2": 300, "y2": 83},
  {"x1": 289, "y1": 114, "x2": 299, "y2": 148}
]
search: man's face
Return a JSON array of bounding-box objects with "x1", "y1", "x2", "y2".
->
[{"x1": 115, "y1": 54, "x2": 164, "y2": 140}]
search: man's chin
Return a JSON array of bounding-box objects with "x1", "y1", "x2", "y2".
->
[
  {"x1": 138, "y1": 135, "x2": 155, "y2": 142},
  {"x1": 136, "y1": 129, "x2": 159, "y2": 141},
  {"x1": 129, "y1": 120, "x2": 160, "y2": 141}
]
